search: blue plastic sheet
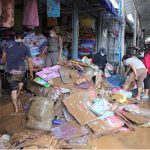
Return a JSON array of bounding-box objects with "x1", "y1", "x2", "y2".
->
[{"x1": 106, "y1": 74, "x2": 126, "y2": 87}]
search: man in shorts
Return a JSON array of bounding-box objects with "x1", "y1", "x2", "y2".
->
[
  {"x1": 2, "y1": 33, "x2": 33, "y2": 112},
  {"x1": 123, "y1": 54, "x2": 147, "y2": 101}
]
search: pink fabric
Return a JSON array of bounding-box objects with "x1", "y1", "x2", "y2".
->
[
  {"x1": 36, "y1": 65, "x2": 61, "y2": 82},
  {"x1": 104, "y1": 115, "x2": 124, "y2": 128},
  {"x1": 1, "y1": 0, "x2": 14, "y2": 27},
  {"x1": 23, "y1": 0, "x2": 39, "y2": 28}
]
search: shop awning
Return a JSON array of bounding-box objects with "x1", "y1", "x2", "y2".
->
[{"x1": 100, "y1": 0, "x2": 119, "y2": 17}]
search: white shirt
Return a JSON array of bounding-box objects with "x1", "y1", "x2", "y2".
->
[{"x1": 126, "y1": 57, "x2": 146, "y2": 69}]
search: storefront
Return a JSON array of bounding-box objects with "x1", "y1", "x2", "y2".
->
[{"x1": 0, "y1": 0, "x2": 121, "y2": 65}]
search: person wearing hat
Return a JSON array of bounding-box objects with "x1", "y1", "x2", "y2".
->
[{"x1": 93, "y1": 48, "x2": 107, "y2": 71}]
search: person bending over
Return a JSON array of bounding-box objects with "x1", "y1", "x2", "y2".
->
[{"x1": 123, "y1": 54, "x2": 147, "y2": 101}]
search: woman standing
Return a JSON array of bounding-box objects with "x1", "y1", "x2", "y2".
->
[
  {"x1": 142, "y1": 49, "x2": 150, "y2": 100},
  {"x1": 43, "y1": 27, "x2": 63, "y2": 67}
]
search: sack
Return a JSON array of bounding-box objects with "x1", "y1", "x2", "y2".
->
[
  {"x1": 26, "y1": 97, "x2": 54, "y2": 131},
  {"x1": 28, "y1": 97, "x2": 54, "y2": 122},
  {"x1": 27, "y1": 81, "x2": 61, "y2": 101},
  {"x1": 26, "y1": 119, "x2": 52, "y2": 131}
]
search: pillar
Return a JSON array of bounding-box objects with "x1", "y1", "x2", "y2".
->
[{"x1": 72, "y1": 0, "x2": 79, "y2": 59}]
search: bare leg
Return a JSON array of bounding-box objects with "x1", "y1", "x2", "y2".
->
[
  {"x1": 11, "y1": 90, "x2": 18, "y2": 112},
  {"x1": 144, "y1": 89, "x2": 149, "y2": 97},
  {"x1": 136, "y1": 87, "x2": 143, "y2": 100},
  {"x1": 17, "y1": 82, "x2": 24, "y2": 97},
  {"x1": 17, "y1": 82, "x2": 24, "y2": 110}
]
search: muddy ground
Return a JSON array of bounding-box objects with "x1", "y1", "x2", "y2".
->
[{"x1": 0, "y1": 92, "x2": 150, "y2": 149}]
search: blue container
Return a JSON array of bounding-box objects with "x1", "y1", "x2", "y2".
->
[{"x1": 52, "y1": 119, "x2": 65, "y2": 125}]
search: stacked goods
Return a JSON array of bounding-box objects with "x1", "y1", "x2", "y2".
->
[{"x1": 79, "y1": 27, "x2": 96, "y2": 57}]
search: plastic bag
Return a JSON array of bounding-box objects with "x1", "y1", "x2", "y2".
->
[
  {"x1": 90, "y1": 98, "x2": 112, "y2": 116},
  {"x1": 28, "y1": 97, "x2": 54, "y2": 122},
  {"x1": 51, "y1": 122, "x2": 89, "y2": 140},
  {"x1": 106, "y1": 74, "x2": 126, "y2": 87}
]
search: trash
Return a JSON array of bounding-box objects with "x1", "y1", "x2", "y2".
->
[
  {"x1": 0, "y1": 135, "x2": 13, "y2": 149},
  {"x1": 23, "y1": 102, "x2": 30, "y2": 112},
  {"x1": 68, "y1": 135, "x2": 89, "y2": 145},
  {"x1": 118, "y1": 90, "x2": 132, "y2": 99},
  {"x1": 26, "y1": 97, "x2": 54, "y2": 131},
  {"x1": 54, "y1": 100, "x2": 65, "y2": 118},
  {"x1": 51, "y1": 122, "x2": 89, "y2": 140},
  {"x1": 60, "y1": 88, "x2": 70, "y2": 94},
  {"x1": 95, "y1": 71, "x2": 103, "y2": 89},
  {"x1": 104, "y1": 63, "x2": 115, "y2": 78},
  {"x1": 1, "y1": 134, "x2": 11, "y2": 143},
  {"x1": 74, "y1": 76, "x2": 87, "y2": 85},
  {"x1": 111, "y1": 93, "x2": 127, "y2": 104},
  {"x1": 74, "y1": 82, "x2": 90, "y2": 89},
  {"x1": 90, "y1": 98, "x2": 112, "y2": 116},
  {"x1": 63, "y1": 108, "x2": 75, "y2": 122},
  {"x1": 11, "y1": 130, "x2": 59, "y2": 149},
  {"x1": 33, "y1": 77, "x2": 50, "y2": 88},
  {"x1": 27, "y1": 81, "x2": 62, "y2": 101},
  {"x1": 97, "y1": 89, "x2": 112, "y2": 99},
  {"x1": 88, "y1": 112, "x2": 124, "y2": 136},
  {"x1": 106, "y1": 74, "x2": 126, "y2": 87},
  {"x1": 121, "y1": 111, "x2": 149, "y2": 125},
  {"x1": 59, "y1": 67, "x2": 72, "y2": 84},
  {"x1": 36, "y1": 65, "x2": 61, "y2": 82},
  {"x1": 63, "y1": 90, "x2": 97, "y2": 125},
  {"x1": 52, "y1": 119, "x2": 66, "y2": 125}
]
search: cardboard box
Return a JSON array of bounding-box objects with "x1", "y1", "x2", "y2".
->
[{"x1": 63, "y1": 90, "x2": 97, "y2": 125}]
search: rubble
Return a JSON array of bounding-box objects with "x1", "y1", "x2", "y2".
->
[{"x1": 1, "y1": 57, "x2": 150, "y2": 149}]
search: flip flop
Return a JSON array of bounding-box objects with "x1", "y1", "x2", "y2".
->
[
  {"x1": 59, "y1": 67, "x2": 72, "y2": 84},
  {"x1": 141, "y1": 95, "x2": 149, "y2": 100}
]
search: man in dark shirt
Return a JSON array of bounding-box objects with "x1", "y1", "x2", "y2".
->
[
  {"x1": 2, "y1": 33, "x2": 33, "y2": 113},
  {"x1": 93, "y1": 48, "x2": 107, "y2": 71}
]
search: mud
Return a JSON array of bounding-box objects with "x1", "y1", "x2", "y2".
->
[
  {"x1": 1, "y1": 94, "x2": 150, "y2": 149},
  {"x1": 89, "y1": 101, "x2": 150, "y2": 149}
]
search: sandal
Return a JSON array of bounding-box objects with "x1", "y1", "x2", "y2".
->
[{"x1": 142, "y1": 95, "x2": 149, "y2": 100}]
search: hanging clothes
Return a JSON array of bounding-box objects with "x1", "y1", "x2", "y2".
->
[
  {"x1": 1, "y1": 0, "x2": 14, "y2": 28},
  {"x1": 23, "y1": 0, "x2": 39, "y2": 29}
]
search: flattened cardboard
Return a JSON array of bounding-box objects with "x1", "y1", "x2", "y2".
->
[
  {"x1": 51, "y1": 121, "x2": 89, "y2": 140},
  {"x1": 122, "y1": 111, "x2": 149, "y2": 125},
  {"x1": 88, "y1": 118, "x2": 122, "y2": 136},
  {"x1": 63, "y1": 90, "x2": 97, "y2": 125}
]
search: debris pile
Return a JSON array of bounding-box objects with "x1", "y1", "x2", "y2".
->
[{"x1": 1, "y1": 57, "x2": 150, "y2": 149}]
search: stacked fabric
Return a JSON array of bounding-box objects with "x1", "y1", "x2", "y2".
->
[
  {"x1": 24, "y1": 33, "x2": 47, "y2": 69},
  {"x1": 79, "y1": 27, "x2": 96, "y2": 57}
]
